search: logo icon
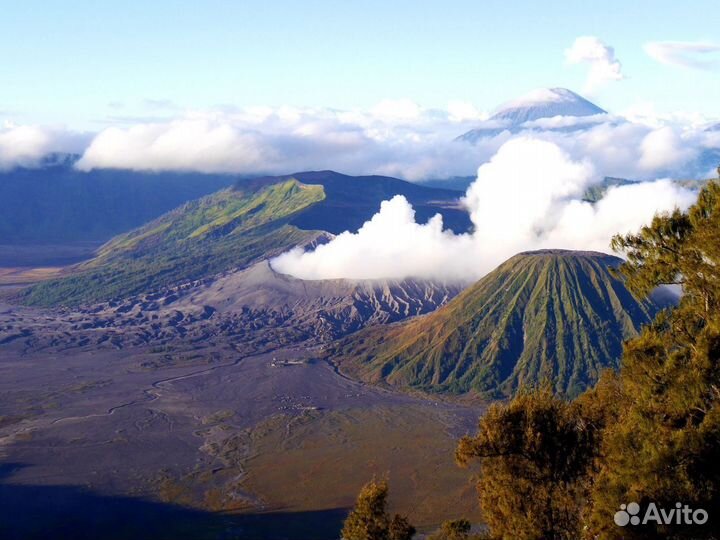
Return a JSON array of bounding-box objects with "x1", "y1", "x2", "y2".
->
[
  {"x1": 614, "y1": 502, "x2": 641, "y2": 526},
  {"x1": 614, "y1": 501, "x2": 708, "y2": 527}
]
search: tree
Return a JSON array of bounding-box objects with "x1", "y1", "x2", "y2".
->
[
  {"x1": 388, "y1": 515, "x2": 416, "y2": 540},
  {"x1": 427, "y1": 519, "x2": 484, "y2": 540},
  {"x1": 585, "y1": 180, "x2": 720, "y2": 538},
  {"x1": 455, "y1": 388, "x2": 600, "y2": 539},
  {"x1": 342, "y1": 479, "x2": 416, "y2": 540},
  {"x1": 454, "y1": 181, "x2": 720, "y2": 539}
]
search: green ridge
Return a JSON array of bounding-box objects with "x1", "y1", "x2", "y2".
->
[
  {"x1": 21, "y1": 179, "x2": 325, "y2": 306},
  {"x1": 336, "y1": 250, "x2": 672, "y2": 398}
]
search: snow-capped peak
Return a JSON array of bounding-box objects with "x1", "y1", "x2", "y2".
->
[{"x1": 490, "y1": 88, "x2": 606, "y2": 124}]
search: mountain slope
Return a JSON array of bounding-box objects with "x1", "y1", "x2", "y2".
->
[
  {"x1": 21, "y1": 179, "x2": 327, "y2": 306},
  {"x1": 20, "y1": 171, "x2": 468, "y2": 307},
  {"x1": 0, "y1": 166, "x2": 470, "y2": 245},
  {"x1": 457, "y1": 88, "x2": 607, "y2": 142},
  {"x1": 268, "y1": 170, "x2": 471, "y2": 234},
  {"x1": 0, "y1": 159, "x2": 238, "y2": 244},
  {"x1": 335, "y1": 250, "x2": 673, "y2": 398},
  {"x1": 490, "y1": 88, "x2": 606, "y2": 124},
  {"x1": 4, "y1": 260, "x2": 463, "y2": 352},
  {"x1": 178, "y1": 260, "x2": 463, "y2": 337}
]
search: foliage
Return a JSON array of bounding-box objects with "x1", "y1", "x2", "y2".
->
[
  {"x1": 341, "y1": 479, "x2": 415, "y2": 540},
  {"x1": 586, "y1": 179, "x2": 720, "y2": 538},
  {"x1": 455, "y1": 388, "x2": 600, "y2": 539},
  {"x1": 427, "y1": 519, "x2": 487, "y2": 540},
  {"x1": 457, "y1": 180, "x2": 720, "y2": 539}
]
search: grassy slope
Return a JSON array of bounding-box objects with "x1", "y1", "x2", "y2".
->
[
  {"x1": 20, "y1": 171, "x2": 473, "y2": 307},
  {"x1": 336, "y1": 250, "x2": 669, "y2": 398},
  {"x1": 22, "y1": 180, "x2": 325, "y2": 306},
  {"x1": 0, "y1": 165, "x2": 238, "y2": 243}
]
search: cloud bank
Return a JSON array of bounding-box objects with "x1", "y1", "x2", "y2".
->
[
  {"x1": 72, "y1": 99, "x2": 718, "y2": 182},
  {"x1": 76, "y1": 106, "x2": 493, "y2": 181},
  {"x1": 271, "y1": 137, "x2": 697, "y2": 281},
  {"x1": 644, "y1": 41, "x2": 720, "y2": 70},
  {"x1": 565, "y1": 37, "x2": 625, "y2": 93},
  {"x1": 0, "y1": 123, "x2": 88, "y2": 170},
  {"x1": 1, "y1": 95, "x2": 718, "y2": 182}
]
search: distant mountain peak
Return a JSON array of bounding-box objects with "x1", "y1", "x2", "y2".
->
[
  {"x1": 490, "y1": 87, "x2": 606, "y2": 124},
  {"x1": 457, "y1": 88, "x2": 608, "y2": 142},
  {"x1": 495, "y1": 88, "x2": 594, "y2": 110}
]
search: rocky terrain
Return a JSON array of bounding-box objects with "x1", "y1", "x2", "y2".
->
[
  {"x1": 0, "y1": 261, "x2": 462, "y2": 355},
  {"x1": 0, "y1": 264, "x2": 476, "y2": 539}
]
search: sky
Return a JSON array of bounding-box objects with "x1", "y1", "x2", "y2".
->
[
  {"x1": 1, "y1": 0, "x2": 719, "y2": 128},
  {"x1": 1, "y1": 1, "x2": 719, "y2": 279}
]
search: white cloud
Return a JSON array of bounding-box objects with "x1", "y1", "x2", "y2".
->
[
  {"x1": 462, "y1": 138, "x2": 595, "y2": 260},
  {"x1": 521, "y1": 113, "x2": 609, "y2": 130},
  {"x1": 644, "y1": 41, "x2": 720, "y2": 70},
  {"x1": 77, "y1": 120, "x2": 272, "y2": 174},
  {"x1": 0, "y1": 124, "x2": 88, "y2": 170},
  {"x1": 447, "y1": 100, "x2": 488, "y2": 123},
  {"x1": 639, "y1": 126, "x2": 698, "y2": 172},
  {"x1": 74, "y1": 101, "x2": 718, "y2": 182},
  {"x1": 0, "y1": 125, "x2": 51, "y2": 168},
  {"x1": 619, "y1": 101, "x2": 712, "y2": 129},
  {"x1": 272, "y1": 196, "x2": 477, "y2": 281},
  {"x1": 565, "y1": 36, "x2": 625, "y2": 93},
  {"x1": 77, "y1": 104, "x2": 496, "y2": 181},
  {"x1": 465, "y1": 116, "x2": 717, "y2": 180},
  {"x1": 0, "y1": 95, "x2": 715, "y2": 183},
  {"x1": 271, "y1": 137, "x2": 697, "y2": 281}
]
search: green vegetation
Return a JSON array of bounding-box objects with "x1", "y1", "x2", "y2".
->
[
  {"x1": 455, "y1": 386, "x2": 606, "y2": 539},
  {"x1": 457, "y1": 180, "x2": 720, "y2": 539},
  {"x1": 427, "y1": 519, "x2": 483, "y2": 540},
  {"x1": 18, "y1": 170, "x2": 471, "y2": 307},
  {"x1": 342, "y1": 479, "x2": 415, "y2": 540},
  {"x1": 0, "y1": 164, "x2": 237, "y2": 243},
  {"x1": 338, "y1": 250, "x2": 669, "y2": 398},
  {"x1": 21, "y1": 179, "x2": 325, "y2": 306}
]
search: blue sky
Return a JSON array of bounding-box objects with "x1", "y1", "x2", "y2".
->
[{"x1": 2, "y1": 0, "x2": 719, "y2": 128}]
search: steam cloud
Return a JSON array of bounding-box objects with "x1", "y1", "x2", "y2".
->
[
  {"x1": 565, "y1": 37, "x2": 625, "y2": 93},
  {"x1": 271, "y1": 137, "x2": 698, "y2": 282}
]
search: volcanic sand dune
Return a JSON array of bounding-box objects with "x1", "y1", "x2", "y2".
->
[{"x1": 0, "y1": 336, "x2": 482, "y2": 539}]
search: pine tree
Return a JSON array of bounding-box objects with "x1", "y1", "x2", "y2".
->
[
  {"x1": 455, "y1": 388, "x2": 599, "y2": 539},
  {"x1": 454, "y1": 180, "x2": 720, "y2": 539},
  {"x1": 427, "y1": 519, "x2": 482, "y2": 540},
  {"x1": 586, "y1": 180, "x2": 720, "y2": 538},
  {"x1": 341, "y1": 479, "x2": 415, "y2": 540}
]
